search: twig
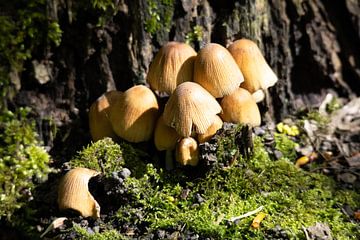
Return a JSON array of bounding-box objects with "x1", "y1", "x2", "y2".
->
[
  {"x1": 228, "y1": 206, "x2": 264, "y2": 222},
  {"x1": 302, "y1": 226, "x2": 310, "y2": 240}
]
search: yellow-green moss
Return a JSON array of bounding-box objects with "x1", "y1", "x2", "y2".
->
[
  {"x1": 66, "y1": 125, "x2": 360, "y2": 239},
  {"x1": 69, "y1": 137, "x2": 147, "y2": 178},
  {"x1": 0, "y1": 107, "x2": 52, "y2": 220},
  {"x1": 145, "y1": 0, "x2": 174, "y2": 35}
]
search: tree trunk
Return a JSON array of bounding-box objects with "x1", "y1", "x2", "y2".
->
[{"x1": 11, "y1": 0, "x2": 360, "y2": 156}]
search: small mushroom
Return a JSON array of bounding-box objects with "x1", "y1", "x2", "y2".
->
[
  {"x1": 89, "y1": 91, "x2": 122, "y2": 141},
  {"x1": 197, "y1": 115, "x2": 223, "y2": 143},
  {"x1": 154, "y1": 115, "x2": 181, "y2": 170},
  {"x1": 194, "y1": 43, "x2": 244, "y2": 98},
  {"x1": 163, "y1": 82, "x2": 222, "y2": 137},
  {"x1": 176, "y1": 137, "x2": 199, "y2": 166},
  {"x1": 220, "y1": 88, "x2": 261, "y2": 127},
  {"x1": 110, "y1": 85, "x2": 159, "y2": 143},
  {"x1": 154, "y1": 115, "x2": 180, "y2": 151},
  {"x1": 227, "y1": 39, "x2": 278, "y2": 100},
  {"x1": 57, "y1": 168, "x2": 100, "y2": 218},
  {"x1": 147, "y1": 41, "x2": 197, "y2": 94}
]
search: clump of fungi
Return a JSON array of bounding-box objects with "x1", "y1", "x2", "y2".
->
[{"x1": 59, "y1": 39, "x2": 278, "y2": 217}]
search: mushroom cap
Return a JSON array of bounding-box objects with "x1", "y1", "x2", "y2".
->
[
  {"x1": 89, "y1": 91, "x2": 122, "y2": 141},
  {"x1": 227, "y1": 39, "x2": 278, "y2": 93},
  {"x1": 220, "y1": 88, "x2": 261, "y2": 127},
  {"x1": 57, "y1": 168, "x2": 100, "y2": 218},
  {"x1": 110, "y1": 85, "x2": 159, "y2": 143},
  {"x1": 194, "y1": 43, "x2": 244, "y2": 98},
  {"x1": 197, "y1": 115, "x2": 223, "y2": 143},
  {"x1": 154, "y1": 115, "x2": 180, "y2": 151},
  {"x1": 163, "y1": 82, "x2": 222, "y2": 137},
  {"x1": 147, "y1": 42, "x2": 197, "y2": 94},
  {"x1": 176, "y1": 137, "x2": 199, "y2": 166}
]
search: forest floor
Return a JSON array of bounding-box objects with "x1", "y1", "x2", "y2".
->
[{"x1": 1, "y1": 95, "x2": 360, "y2": 240}]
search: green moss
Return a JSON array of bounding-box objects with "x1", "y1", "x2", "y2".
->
[
  {"x1": 145, "y1": 0, "x2": 174, "y2": 35},
  {"x1": 185, "y1": 25, "x2": 204, "y2": 45},
  {"x1": 274, "y1": 132, "x2": 298, "y2": 162},
  {"x1": 73, "y1": 223, "x2": 126, "y2": 240},
  {"x1": 109, "y1": 127, "x2": 360, "y2": 239},
  {"x1": 0, "y1": 107, "x2": 52, "y2": 220},
  {"x1": 70, "y1": 138, "x2": 146, "y2": 178}
]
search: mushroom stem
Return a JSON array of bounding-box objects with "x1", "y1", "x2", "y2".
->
[{"x1": 165, "y1": 150, "x2": 174, "y2": 170}]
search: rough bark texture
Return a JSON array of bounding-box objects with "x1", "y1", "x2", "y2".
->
[{"x1": 11, "y1": 0, "x2": 360, "y2": 157}]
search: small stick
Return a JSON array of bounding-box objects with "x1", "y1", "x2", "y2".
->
[
  {"x1": 40, "y1": 217, "x2": 68, "y2": 238},
  {"x1": 228, "y1": 206, "x2": 264, "y2": 222}
]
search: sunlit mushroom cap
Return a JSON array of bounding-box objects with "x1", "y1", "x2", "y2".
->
[
  {"x1": 227, "y1": 39, "x2": 278, "y2": 93},
  {"x1": 57, "y1": 168, "x2": 100, "y2": 218},
  {"x1": 154, "y1": 115, "x2": 180, "y2": 151},
  {"x1": 163, "y1": 82, "x2": 222, "y2": 137},
  {"x1": 220, "y1": 88, "x2": 261, "y2": 127},
  {"x1": 197, "y1": 115, "x2": 223, "y2": 143},
  {"x1": 110, "y1": 85, "x2": 159, "y2": 143},
  {"x1": 194, "y1": 43, "x2": 244, "y2": 98},
  {"x1": 176, "y1": 137, "x2": 199, "y2": 166},
  {"x1": 147, "y1": 42, "x2": 197, "y2": 94},
  {"x1": 89, "y1": 91, "x2": 122, "y2": 141}
]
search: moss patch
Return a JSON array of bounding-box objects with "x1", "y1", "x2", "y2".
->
[
  {"x1": 0, "y1": 107, "x2": 52, "y2": 220},
  {"x1": 66, "y1": 126, "x2": 360, "y2": 239}
]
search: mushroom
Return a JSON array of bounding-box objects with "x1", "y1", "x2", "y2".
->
[
  {"x1": 154, "y1": 115, "x2": 181, "y2": 169},
  {"x1": 163, "y1": 82, "x2": 222, "y2": 137},
  {"x1": 194, "y1": 43, "x2": 244, "y2": 98},
  {"x1": 57, "y1": 168, "x2": 100, "y2": 218},
  {"x1": 220, "y1": 88, "x2": 261, "y2": 127},
  {"x1": 197, "y1": 115, "x2": 223, "y2": 143},
  {"x1": 154, "y1": 115, "x2": 180, "y2": 151},
  {"x1": 110, "y1": 85, "x2": 159, "y2": 143},
  {"x1": 89, "y1": 90, "x2": 122, "y2": 141},
  {"x1": 176, "y1": 137, "x2": 199, "y2": 166},
  {"x1": 147, "y1": 41, "x2": 197, "y2": 94},
  {"x1": 227, "y1": 39, "x2": 278, "y2": 101}
]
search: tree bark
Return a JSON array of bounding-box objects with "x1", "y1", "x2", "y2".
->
[{"x1": 11, "y1": 0, "x2": 360, "y2": 154}]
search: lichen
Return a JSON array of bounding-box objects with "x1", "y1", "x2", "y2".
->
[{"x1": 0, "y1": 107, "x2": 52, "y2": 220}]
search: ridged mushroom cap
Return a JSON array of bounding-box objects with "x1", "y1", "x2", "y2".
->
[
  {"x1": 57, "y1": 168, "x2": 100, "y2": 218},
  {"x1": 227, "y1": 39, "x2": 278, "y2": 93},
  {"x1": 197, "y1": 115, "x2": 223, "y2": 143},
  {"x1": 176, "y1": 137, "x2": 199, "y2": 166},
  {"x1": 220, "y1": 88, "x2": 261, "y2": 127},
  {"x1": 194, "y1": 43, "x2": 244, "y2": 98},
  {"x1": 163, "y1": 82, "x2": 222, "y2": 137},
  {"x1": 110, "y1": 85, "x2": 159, "y2": 143},
  {"x1": 154, "y1": 115, "x2": 180, "y2": 151},
  {"x1": 89, "y1": 91, "x2": 122, "y2": 141},
  {"x1": 147, "y1": 42, "x2": 197, "y2": 94}
]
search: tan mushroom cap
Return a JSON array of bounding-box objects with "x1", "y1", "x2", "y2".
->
[
  {"x1": 220, "y1": 88, "x2": 261, "y2": 127},
  {"x1": 154, "y1": 115, "x2": 181, "y2": 151},
  {"x1": 147, "y1": 42, "x2": 197, "y2": 94},
  {"x1": 89, "y1": 91, "x2": 122, "y2": 141},
  {"x1": 163, "y1": 82, "x2": 222, "y2": 137},
  {"x1": 197, "y1": 115, "x2": 223, "y2": 143},
  {"x1": 194, "y1": 43, "x2": 244, "y2": 98},
  {"x1": 176, "y1": 137, "x2": 199, "y2": 166},
  {"x1": 227, "y1": 39, "x2": 278, "y2": 93},
  {"x1": 110, "y1": 85, "x2": 159, "y2": 143},
  {"x1": 57, "y1": 168, "x2": 100, "y2": 218}
]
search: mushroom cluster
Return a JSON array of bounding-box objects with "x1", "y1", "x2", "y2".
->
[
  {"x1": 87, "y1": 39, "x2": 278, "y2": 168},
  {"x1": 59, "y1": 39, "x2": 277, "y2": 218}
]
